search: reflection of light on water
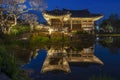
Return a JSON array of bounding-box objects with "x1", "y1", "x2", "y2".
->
[
  {"x1": 16, "y1": 36, "x2": 120, "y2": 80},
  {"x1": 40, "y1": 46, "x2": 103, "y2": 73},
  {"x1": 20, "y1": 41, "x2": 104, "y2": 73},
  {"x1": 108, "y1": 37, "x2": 113, "y2": 43},
  {"x1": 96, "y1": 37, "x2": 99, "y2": 41}
]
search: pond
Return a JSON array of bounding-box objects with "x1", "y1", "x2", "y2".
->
[{"x1": 19, "y1": 36, "x2": 120, "y2": 80}]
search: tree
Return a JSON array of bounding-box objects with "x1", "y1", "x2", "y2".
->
[
  {"x1": 104, "y1": 24, "x2": 113, "y2": 33},
  {"x1": 0, "y1": 0, "x2": 47, "y2": 33},
  {"x1": 100, "y1": 14, "x2": 120, "y2": 33},
  {"x1": 21, "y1": 13, "x2": 38, "y2": 32}
]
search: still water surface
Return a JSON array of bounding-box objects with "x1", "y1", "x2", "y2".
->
[{"x1": 21, "y1": 37, "x2": 120, "y2": 80}]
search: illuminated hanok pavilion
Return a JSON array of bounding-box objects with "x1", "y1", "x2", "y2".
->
[{"x1": 42, "y1": 8, "x2": 103, "y2": 33}]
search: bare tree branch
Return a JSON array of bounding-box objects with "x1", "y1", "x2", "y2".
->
[{"x1": 0, "y1": 0, "x2": 47, "y2": 33}]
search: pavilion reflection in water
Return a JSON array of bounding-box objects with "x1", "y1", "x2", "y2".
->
[
  {"x1": 41, "y1": 48, "x2": 70, "y2": 73},
  {"x1": 41, "y1": 46, "x2": 103, "y2": 73}
]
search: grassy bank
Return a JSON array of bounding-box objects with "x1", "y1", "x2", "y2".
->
[
  {"x1": 2, "y1": 31, "x2": 95, "y2": 48},
  {"x1": 0, "y1": 43, "x2": 31, "y2": 80}
]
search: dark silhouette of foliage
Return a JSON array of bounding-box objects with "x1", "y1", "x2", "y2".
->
[{"x1": 100, "y1": 14, "x2": 120, "y2": 33}]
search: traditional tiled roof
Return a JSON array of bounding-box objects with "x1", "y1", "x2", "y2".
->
[
  {"x1": 43, "y1": 8, "x2": 70, "y2": 16},
  {"x1": 63, "y1": 9, "x2": 102, "y2": 18},
  {"x1": 44, "y1": 8, "x2": 102, "y2": 18}
]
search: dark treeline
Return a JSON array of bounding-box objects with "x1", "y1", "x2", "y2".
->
[{"x1": 99, "y1": 14, "x2": 120, "y2": 33}]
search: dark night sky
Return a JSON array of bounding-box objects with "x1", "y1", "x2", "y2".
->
[{"x1": 46, "y1": 0, "x2": 120, "y2": 19}]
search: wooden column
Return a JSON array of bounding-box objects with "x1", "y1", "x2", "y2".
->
[
  {"x1": 60, "y1": 18, "x2": 63, "y2": 29},
  {"x1": 81, "y1": 20, "x2": 83, "y2": 30},
  {"x1": 70, "y1": 20, "x2": 73, "y2": 31}
]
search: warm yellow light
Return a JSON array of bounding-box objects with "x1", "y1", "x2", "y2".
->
[{"x1": 48, "y1": 28, "x2": 53, "y2": 34}]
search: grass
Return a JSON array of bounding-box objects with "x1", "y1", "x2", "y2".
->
[{"x1": 0, "y1": 44, "x2": 31, "y2": 80}]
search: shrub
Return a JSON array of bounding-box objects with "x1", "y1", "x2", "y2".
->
[
  {"x1": 29, "y1": 35, "x2": 49, "y2": 45},
  {"x1": 73, "y1": 30, "x2": 88, "y2": 34},
  {"x1": 10, "y1": 25, "x2": 30, "y2": 35}
]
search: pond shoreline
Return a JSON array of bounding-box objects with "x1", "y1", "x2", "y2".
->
[{"x1": 96, "y1": 33, "x2": 120, "y2": 37}]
